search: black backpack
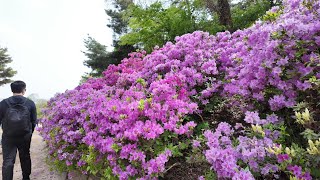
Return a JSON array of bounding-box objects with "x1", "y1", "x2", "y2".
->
[{"x1": 3, "y1": 99, "x2": 32, "y2": 137}]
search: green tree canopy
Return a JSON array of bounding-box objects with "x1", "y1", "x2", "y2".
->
[
  {"x1": 0, "y1": 47, "x2": 17, "y2": 86},
  {"x1": 120, "y1": 0, "x2": 223, "y2": 52},
  {"x1": 83, "y1": 36, "x2": 109, "y2": 77},
  {"x1": 232, "y1": 0, "x2": 280, "y2": 30},
  {"x1": 119, "y1": 0, "x2": 279, "y2": 52}
]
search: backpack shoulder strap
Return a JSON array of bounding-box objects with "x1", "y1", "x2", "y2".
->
[
  {"x1": 4, "y1": 99, "x2": 12, "y2": 108},
  {"x1": 21, "y1": 98, "x2": 28, "y2": 105}
]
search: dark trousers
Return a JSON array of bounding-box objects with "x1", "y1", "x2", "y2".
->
[{"x1": 2, "y1": 133, "x2": 32, "y2": 180}]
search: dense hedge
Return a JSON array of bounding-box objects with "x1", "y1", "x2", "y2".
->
[{"x1": 39, "y1": 0, "x2": 320, "y2": 179}]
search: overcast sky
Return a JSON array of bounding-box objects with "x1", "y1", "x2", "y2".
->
[{"x1": 0, "y1": 0, "x2": 113, "y2": 100}]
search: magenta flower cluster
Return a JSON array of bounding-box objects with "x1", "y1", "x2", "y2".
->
[
  {"x1": 39, "y1": 0, "x2": 320, "y2": 179},
  {"x1": 203, "y1": 123, "x2": 255, "y2": 179},
  {"x1": 203, "y1": 112, "x2": 312, "y2": 179}
]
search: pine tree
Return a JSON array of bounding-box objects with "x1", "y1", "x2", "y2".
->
[
  {"x1": 82, "y1": 0, "x2": 135, "y2": 78},
  {"x1": 0, "y1": 47, "x2": 17, "y2": 86}
]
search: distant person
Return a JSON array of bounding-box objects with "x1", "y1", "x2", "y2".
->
[{"x1": 0, "y1": 81, "x2": 37, "y2": 180}]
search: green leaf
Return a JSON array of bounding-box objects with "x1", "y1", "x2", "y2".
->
[{"x1": 111, "y1": 143, "x2": 121, "y2": 153}]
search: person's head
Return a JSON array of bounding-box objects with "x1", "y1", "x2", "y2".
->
[{"x1": 10, "y1": 80, "x2": 26, "y2": 95}]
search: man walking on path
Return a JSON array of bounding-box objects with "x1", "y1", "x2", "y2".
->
[{"x1": 0, "y1": 81, "x2": 37, "y2": 180}]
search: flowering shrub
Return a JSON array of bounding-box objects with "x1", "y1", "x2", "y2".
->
[
  {"x1": 39, "y1": 0, "x2": 320, "y2": 179},
  {"x1": 200, "y1": 115, "x2": 314, "y2": 180}
]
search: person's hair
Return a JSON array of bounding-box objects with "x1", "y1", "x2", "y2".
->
[{"x1": 10, "y1": 80, "x2": 26, "y2": 93}]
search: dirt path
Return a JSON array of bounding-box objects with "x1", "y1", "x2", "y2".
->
[{"x1": 0, "y1": 130, "x2": 67, "y2": 180}]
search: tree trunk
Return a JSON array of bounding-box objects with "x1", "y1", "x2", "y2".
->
[
  {"x1": 204, "y1": 0, "x2": 233, "y2": 31},
  {"x1": 217, "y1": 0, "x2": 233, "y2": 31}
]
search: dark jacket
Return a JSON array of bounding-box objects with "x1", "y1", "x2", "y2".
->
[{"x1": 0, "y1": 95, "x2": 37, "y2": 135}]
